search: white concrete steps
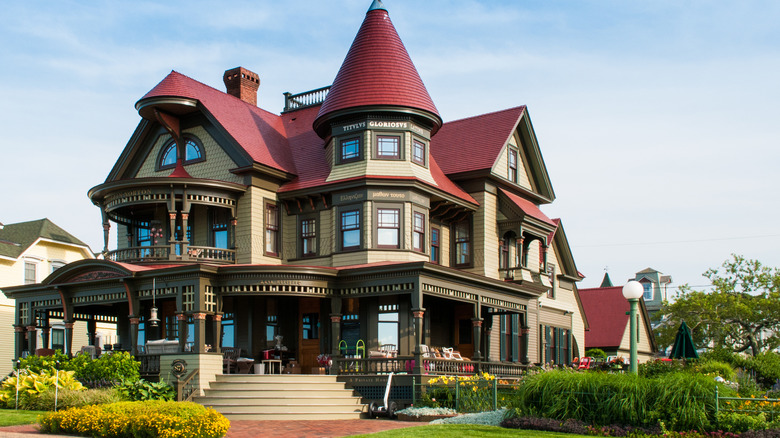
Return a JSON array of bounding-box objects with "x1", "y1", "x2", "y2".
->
[{"x1": 194, "y1": 374, "x2": 366, "y2": 420}]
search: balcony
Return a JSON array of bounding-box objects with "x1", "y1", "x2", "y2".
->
[{"x1": 106, "y1": 245, "x2": 236, "y2": 265}]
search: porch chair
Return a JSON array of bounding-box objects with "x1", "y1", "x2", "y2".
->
[
  {"x1": 442, "y1": 347, "x2": 463, "y2": 360},
  {"x1": 355, "y1": 339, "x2": 365, "y2": 358},
  {"x1": 222, "y1": 347, "x2": 242, "y2": 374}
]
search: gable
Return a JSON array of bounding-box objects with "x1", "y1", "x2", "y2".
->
[
  {"x1": 133, "y1": 125, "x2": 243, "y2": 185},
  {"x1": 431, "y1": 106, "x2": 554, "y2": 203},
  {"x1": 491, "y1": 132, "x2": 534, "y2": 192}
]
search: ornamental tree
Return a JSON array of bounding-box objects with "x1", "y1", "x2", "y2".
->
[{"x1": 657, "y1": 255, "x2": 780, "y2": 356}]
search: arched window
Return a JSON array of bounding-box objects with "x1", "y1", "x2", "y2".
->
[{"x1": 158, "y1": 136, "x2": 205, "y2": 170}]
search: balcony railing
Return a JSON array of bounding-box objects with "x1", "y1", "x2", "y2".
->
[
  {"x1": 283, "y1": 86, "x2": 330, "y2": 112},
  {"x1": 106, "y1": 245, "x2": 235, "y2": 264},
  {"x1": 186, "y1": 246, "x2": 236, "y2": 263},
  {"x1": 107, "y1": 246, "x2": 170, "y2": 263}
]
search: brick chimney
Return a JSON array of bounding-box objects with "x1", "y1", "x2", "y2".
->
[{"x1": 223, "y1": 67, "x2": 260, "y2": 106}]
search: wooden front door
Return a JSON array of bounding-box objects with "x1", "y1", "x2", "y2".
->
[{"x1": 298, "y1": 298, "x2": 321, "y2": 373}]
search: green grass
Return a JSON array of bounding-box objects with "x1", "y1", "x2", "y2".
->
[
  {"x1": 347, "y1": 424, "x2": 592, "y2": 437},
  {"x1": 0, "y1": 409, "x2": 48, "y2": 427}
]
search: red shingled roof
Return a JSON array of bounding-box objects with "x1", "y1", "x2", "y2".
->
[
  {"x1": 498, "y1": 188, "x2": 556, "y2": 226},
  {"x1": 579, "y1": 286, "x2": 630, "y2": 349},
  {"x1": 139, "y1": 71, "x2": 297, "y2": 175},
  {"x1": 314, "y1": 7, "x2": 440, "y2": 131},
  {"x1": 432, "y1": 106, "x2": 526, "y2": 175}
]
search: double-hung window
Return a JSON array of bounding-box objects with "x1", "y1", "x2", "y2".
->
[
  {"x1": 508, "y1": 148, "x2": 518, "y2": 183},
  {"x1": 377, "y1": 208, "x2": 400, "y2": 248},
  {"x1": 453, "y1": 219, "x2": 471, "y2": 266},
  {"x1": 341, "y1": 209, "x2": 361, "y2": 250},
  {"x1": 431, "y1": 227, "x2": 440, "y2": 264},
  {"x1": 24, "y1": 261, "x2": 36, "y2": 284},
  {"x1": 301, "y1": 218, "x2": 316, "y2": 257},
  {"x1": 376, "y1": 135, "x2": 400, "y2": 159},
  {"x1": 413, "y1": 212, "x2": 425, "y2": 252},
  {"x1": 265, "y1": 204, "x2": 279, "y2": 256}
]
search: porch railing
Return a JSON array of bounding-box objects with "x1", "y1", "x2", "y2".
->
[
  {"x1": 138, "y1": 354, "x2": 161, "y2": 381},
  {"x1": 176, "y1": 369, "x2": 200, "y2": 402},
  {"x1": 333, "y1": 356, "x2": 528, "y2": 377}
]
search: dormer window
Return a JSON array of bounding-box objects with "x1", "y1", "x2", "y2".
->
[
  {"x1": 642, "y1": 282, "x2": 653, "y2": 300},
  {"x1": 376, "y1": 135, "x2": 401, "y2": 159},
  {"x1": 159, "y1": 136, "x2": 204, "y2": 170}
]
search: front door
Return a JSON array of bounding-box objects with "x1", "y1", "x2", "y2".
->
[{"x1": 299, "y1": 298, "x2": 321, "y2": 373}]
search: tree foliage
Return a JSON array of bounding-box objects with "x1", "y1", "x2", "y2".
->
[{"x1": 657, "y1": 255, "x2": 780, "y2": 356}]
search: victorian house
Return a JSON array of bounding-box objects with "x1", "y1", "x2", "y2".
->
[{"x1": 4, "y1": 1, "x2": 585, "y2": 388}]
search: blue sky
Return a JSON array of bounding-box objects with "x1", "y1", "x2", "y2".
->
[{"x1": 2, "y1": 0, "x2": 779, "y2": 292}]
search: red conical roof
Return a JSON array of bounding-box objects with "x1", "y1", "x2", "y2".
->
[{"x1": 314, "y1": 5, "x2": 440, "y2": 135}]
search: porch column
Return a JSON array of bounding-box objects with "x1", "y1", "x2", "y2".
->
[
  {"x1": 177, "y1": 312, "x2": 188, "y2": 352},
  {"x1": 101, "y1": 209, "x2": 111, "y2": 255},
  {"x1": 87, "y1": 318, "x2": 97, "y2": 346},
  {"x1": 213, "y1": 313, "x2": 223, "y2": 354},
  {"x1": 471, "y1": 318, "x2": 483, "y2": 361},
  {"x1": 168, "y1": 211, "x2": 178, "y2": 258},
  {"x1": 412, "y1": 308, "x2": 425, "y2": 375},
  {"x1": 181, "y1": 212, "x2": 191, "y2": 257},
  {"x1": 484, "y1": 315, "x2": 493, "y2": 362},
  {"x1": 14, "y1": 325, "x2": 26, "y2": 358},
  {"x1": 329, "y1": 314, "x2": 342, "y2": 356},
  {"x1": 26, "y1": 325, "x2": 37, "y2": 354},
  {"x1": 193, "y1": 313, "x2": 207, "y2": 354},
  {"x1": 520, "y1": 324, "x2": 530, "y2": 365},
  {"x1": 63, "y1": 321, "x2": 74, "y2": 357},
  {"x1": 41, "y1": 326, "x2": 50, "y2": 349},
  {"x1": 129, "y1": 317, "x2": 140, "y2": 356}
]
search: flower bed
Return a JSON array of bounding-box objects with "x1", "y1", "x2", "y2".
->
[{"x1": 396, "y1": 407, "x2": 458, "y2": 422}]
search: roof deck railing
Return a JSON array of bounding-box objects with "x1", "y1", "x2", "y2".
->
[{"x1": 283, "y1": 86, "x2": 330, "y2": 112}]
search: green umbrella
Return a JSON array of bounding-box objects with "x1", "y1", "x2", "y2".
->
[{"x1": 670, "y1": 321, "x2": 699, "y2": 359}]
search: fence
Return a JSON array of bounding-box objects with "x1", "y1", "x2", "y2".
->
[
  {"x1": 412, "y1": 376, "x2": 522, "y2": 413},
  {"x1": 715, "y1": 386, "x2": 780, "y2": 421}
]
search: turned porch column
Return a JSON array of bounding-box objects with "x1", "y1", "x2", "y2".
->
[
  {"x1": 412, "y1": 308, "x2": 425, "y2": 375},
  {"x1": 129, "y1": 317, "x2": 140, "y2": 356}
]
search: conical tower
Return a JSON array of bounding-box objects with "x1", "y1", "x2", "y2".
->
[{"x1": 313, "y1": 0, "x2": 441, "y2": 138}]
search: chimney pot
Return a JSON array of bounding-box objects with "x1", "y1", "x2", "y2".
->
[{"x1": 223, "y1": 67, "x2": 260, "y2": 106}]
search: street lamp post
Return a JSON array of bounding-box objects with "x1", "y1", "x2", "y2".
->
[{"x1": 622, "y1": 280, "x2": 643, "y2": 374}]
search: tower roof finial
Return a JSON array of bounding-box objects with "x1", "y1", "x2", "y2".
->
[{"x1": 368, "y1": 0, "x2": 387, "y2": 13}]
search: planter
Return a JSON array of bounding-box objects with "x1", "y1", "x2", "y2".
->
[{"x1": 396, "y1": 413, "x2": 459, "y2": 422}]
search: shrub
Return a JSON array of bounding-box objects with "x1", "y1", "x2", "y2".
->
[
  {"x1": 0, "y1": 369, "x2": 84, "y2": 409},
  {"x1": 717, "y1": 411, "x2": 769, "y2": 433},
  {"x1": 13, "y1": 352, "x2": 72, "y2": 374},
  {"x1": 72, "y1": 352, "x2": 140, "y2": 387},
  {"x1": 39, "y1": 400, "x2": 230, "y2": 438},
  {"x1": 22, "y1": 387, "x2": 123, "y2": 411},
  {"x1": 585, "y1": 348, "x2": 607, "y2": 358},
  {"x1": 639, "y1": 358, "x2": 685, "y2": 378},
  {"x1": 117, "y1": 379, "x2": 175, "y2": 401},
  {"x1": 696, "y1": 360, "x2": 737, "y2": 381},
  {"x1": 505, "y1": 370, "x2": 723, "y2": 431}
]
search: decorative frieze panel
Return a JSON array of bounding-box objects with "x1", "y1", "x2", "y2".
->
[
  {"x1": 139, "y1": 287, "x2": 177, "y2": 298},
  {"x1": 481, "y1": 296, "x2": 526, "y2": 312},
  {"x1": 342, "y1": 282, "x2": 414, "y2": 296},
  {"x1": 72, "y1": 291, "x2": 125, "y2": 305},
  {"x1": 186, "y1": 193, "x2": 236, "y2": 208},
  {"x1": 48, "y1": 310, "x2": 118, "y2": 323},
  {"x1": 219, "y1": 284, "x2": 332, "y2": 295},
  {"x1": 421, "y1": 283, "x2": 477, "y2": 302},
  {"x1": 33, "y1": 298, "x2": 61, "y2": 308},
  {"x1": 105, "y1": 190, "x2": 168, "y2": 210}
]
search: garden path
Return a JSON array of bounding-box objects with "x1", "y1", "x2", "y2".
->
[{"x1": 0, "y1": 419, "x2": 421, "y2": 437}]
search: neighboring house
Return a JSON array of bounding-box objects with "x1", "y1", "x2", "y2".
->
[
  {"x1": 4, "y1": 1, "x2": 585, "y2": 388},
  {"x1": 579, "y1": 282, "x2": 658, "y2": 363},
  {"x1": 0, "y1": 219, "x2": 110, "y2": 376},
  {"x1": 633, "y1": 268, "x2": 672, "y2": 322}
]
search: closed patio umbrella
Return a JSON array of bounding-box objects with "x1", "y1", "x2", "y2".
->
[{"x1": 670, "y1": 321, "x2": 699, "y2": 359}]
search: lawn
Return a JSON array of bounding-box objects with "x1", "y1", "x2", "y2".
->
[
  {"x1": 347, "y1": 424, "x2": 591, "y2": 437},
  {"x1": 0, "y1": 409, "x2": 48, "y2": 427}
]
